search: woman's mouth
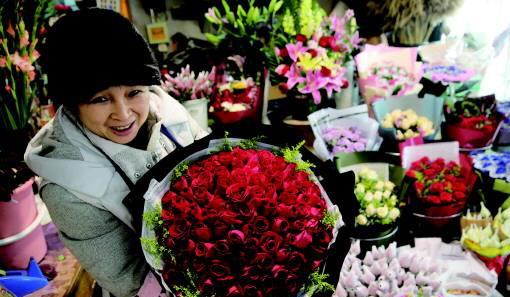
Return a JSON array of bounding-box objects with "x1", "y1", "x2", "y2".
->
[{"x1": 110, "y1": 121, "x2": 135, "y2": 136}]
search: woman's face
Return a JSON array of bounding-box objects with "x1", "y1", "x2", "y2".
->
[{"x1": 78, "y1": 85, "x2": 150, "y2": 144}]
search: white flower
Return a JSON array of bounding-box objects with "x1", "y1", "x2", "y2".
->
[
  {"x1": 356, "y1": 214, "x2": 368, "y2": 226},
  {"x1": 384, "y1": 181, "x2": 395, "y2": 191},
  {"x1": 364, "y1": 192, "x2": 374, "y2": 202},
  {"x1": 389, "y1": 208, "x2": 400, "y2": 220},
  {"x1": 366, "y1": 170, "x2": 378, "y2": 180},
  {"x1": 383, "y1": 190, "x2": 392, "y2": 199},
  {"x1": 375, "y1": 181, "x2": 384, "y2": 191},
  {"x1": 356, "y1": 184, "x2": 365, "y2": 194},
  {"x1": 376, "y1": 206, "x2": 389, "y2": 218},
  {"x1": 373, "y1": 191, "x2": 382, "y2": 201},
  {"x1": 366, "y1": 204, "x2": 376, "y2": 216}
]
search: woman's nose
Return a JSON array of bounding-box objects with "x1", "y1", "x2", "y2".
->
[{"x1": 111, "y1": 98, "x2": 131, "y2": 120}]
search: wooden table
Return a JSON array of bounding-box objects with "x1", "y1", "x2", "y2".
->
[{"x1": 27, "y1": 223, "x2": 95, "y2": 297}]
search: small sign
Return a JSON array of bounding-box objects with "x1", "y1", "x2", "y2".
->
[{"x1": 146, "y1": 22, "x2": 169, "y2": 44}]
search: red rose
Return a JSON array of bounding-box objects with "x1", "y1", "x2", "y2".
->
[
  {"x1": 191, "y1": 172, "x2": 213, "y2": 189},
  {"x1": 194, "y1": 242, "x2": 213, "y2": 257},
  {"x1": 243, "y1": 284, "x2": 262, "y2": 297},
  {"x1": 220, "y1": 210, "x2": 243, "y2": 225},
  {"x1": 260, "y1": 231, "x2": 282, "y2": 253},
  {"x1": 271, "y1": 218, "x2": 289, "y2": 233},
  {"x1": 193, "y1": 223, "x2": 212, "y2": 241},
  {"x1": 278, "y1": 47, "x2": 288, "y2": 58},
  {"x1": 168, "y1": 218, "x2": 191, "y2": 239},
  {"x1": 209, "y1": 259, "x2": 231, "y2": 278},
  {"x1": 226, "y1": 285, "x2": 243, "y2": 297},
  {"x1": 289, "y1": 230, "x2": 313, "y2": 249},
  {"x1": 226, "y1": 183, "x2": 249, "y2": 203},
  {"x1": 296, "y1": 34, "x2": 307, "y2": 42},
  {"x1": 320, "y1": 66, "x2": 332, "y2": 77},
  {"x1": 287, "y1": 252, "x2": 306, "y2": 272},
  {"x1": 193, "y1": 186, "x2": 213, "y2": 205},
  {"x1": 453, "y1": 191, "x2": 466, "y2": 200},
  {"x1": 308, "y1": 49, "x2": 318, "y2": 57},
  {"x1": 227, "y1": 230, "x2": 245, "y2": 245},
  {"x1": 319, "y1": 36, "x2": 331, "y2": 48},
  {"x1": 161, "y1": 191, "x2": 177, "y2": 205},
  {"x1": 252, "y1": 252, "x2": 273, "y2": 270},
  {"x1": 272, "y1": 264, "x2": 289, "y2": 279},
  {"x1": 213, "y1": 220, "x2": 230, "y2": 237},
  {"x1": 429, "y1": 182, "x2": 444, "y2": 193},
  {"x1": 213, "y1": 240, "x2": 231, "y2": 257},
  {"x1": 192, "y1": 258, "x2": 207, "y2": 273},
  {"x1": 414, "y1": 181, "x2": 425, "y2": 193}
]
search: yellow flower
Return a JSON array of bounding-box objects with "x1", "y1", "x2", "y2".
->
[
  {"x1": 297, "y1": 52, "x2": 322, "y2": 71},
  {"x1": 376, "y1": 206, "x2": 389, "y2": 218},
  {"x1": 232, "y1": 80, "x2": 247, "y2": 90},
  {"x1": 356, "y1": 214, "x2": 368, "y2": 226}
]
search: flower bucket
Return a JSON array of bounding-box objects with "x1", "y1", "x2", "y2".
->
[
  {"x1": 182, "y1": 98, "x2": 209, "y2": 131},
  {"x1": 211, "y1": 86, "x2": 262, "y2": 125},
  {"x1": 0, "y1": 179, "x2": 47, "y2": 269},
  {"x1": 349, "y1": 225, "x2": 399, "y2": 255}
]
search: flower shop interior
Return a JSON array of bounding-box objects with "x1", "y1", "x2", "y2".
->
[{"x1": 3, "y1": 0, "x2": 510, "y2": 296}]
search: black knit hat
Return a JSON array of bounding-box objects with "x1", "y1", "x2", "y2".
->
[{"x1": 44, "y1": 8, "x2": 161, "y2": 106}]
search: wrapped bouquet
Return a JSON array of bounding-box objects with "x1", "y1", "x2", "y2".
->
[
  {"x1": 141, "y1": 138, "x2": 342, "y2": 296},
  {"x1": 355, "y1": 45, "x2": 423, "y2": 106},
  {"x1": 309, "y1": 107, "x2": 382, "y2": 161}
]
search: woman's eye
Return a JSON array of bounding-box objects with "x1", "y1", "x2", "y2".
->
[
  {"x1": 128, "y1": 90, "x2": 143, "y2": 97},
  {"x1": 89, "y1": 96, "x2": 109, "y2": 104}
]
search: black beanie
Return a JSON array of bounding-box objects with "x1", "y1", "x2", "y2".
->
[{"x1": 44, "y1": 8, "x2": 161, "y2": 106}]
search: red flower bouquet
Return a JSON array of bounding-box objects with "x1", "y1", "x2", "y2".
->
[
  {"x1": 142, "y1": 140, "x2": 341, "y2": 296},
  {"x1": 443, "y1": 96, "x2": 504, "y2": 149},
  {"x1": 406, "y1": 157, "x2": 474, "y2": 218}
]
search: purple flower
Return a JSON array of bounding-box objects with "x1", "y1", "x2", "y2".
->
[
  {"x1": 298, "y1": 70, "x2": 328, "y2": 104},
  {"x1": 285, "y1": 64, "x2": 305, "y2": 90},
  {"x1": 286, "y1": 42, "x2": 306, "y2": 62}
]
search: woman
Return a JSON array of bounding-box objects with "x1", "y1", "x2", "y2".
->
[{"x1": 25, "y1": 8, "x2": 208, "y2": 296}]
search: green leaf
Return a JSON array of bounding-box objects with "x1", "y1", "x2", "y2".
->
[
  {"x1": 237, "y1": 19, "x2": 246, "y2": 35},
  {"x1": 280, "y1": 141, "x2": 315, "y2": 174},
  {"x1": 321, "y1": 210, "x2": 340, "y2": 229},
  {"x1": 226, "y1": 11, "x2": 236, "y2": 25},
  {"x1": 143, "y1": 204, "x2": 162, "y2": 229},
  {"x1": 0, "y1": 269, "x2": 6, "y2": 276},
  {"x1": 237, "y1": 5, "x2": 247, "y2": 18},
  {"x1": 172, "y1": 160, "x2": 190, "y2": 181},
  {"x1": 303, "y1": 271, "x2": 335, "y2": 296},
  {"x1": 273, "y1": 1, "x2": 283, "y2": 14},
  {"x1": 221, "y1": 0, "x2": 231, "y2": 15},
  {"x1": 205, "y1": 32, "x2": 225, "y2": 46},
  {"x1": 57, "y1": 254, "x2": 66, "y2": 261}
]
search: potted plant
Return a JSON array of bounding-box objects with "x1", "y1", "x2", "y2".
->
[
  {"x1": 0, "y1": 0, "x2": 49, "y2": 269},
  {"x1": 162, "y1": 64, "x2": 215, "y2": 131}
]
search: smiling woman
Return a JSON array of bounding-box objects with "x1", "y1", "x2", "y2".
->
[
  {"x1": 24, "y1": 8, "x2": 208, "y2": 297},
  {"x1": 79, "y1": 86, "x2": 151, "y2": 145}
]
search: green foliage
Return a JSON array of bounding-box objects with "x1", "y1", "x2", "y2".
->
[
  {"x1": 173, "y1": 270, "x2": 202, "y2": 297},
  {"x1": 143, "y1": 204, "x2": 163, "y2": 230},
  {"x1": 217, "y1": 131, "x2": 234, "y2": 152},
  {"x1": 0, "y1": 269, "x2": 6, "y2": 276},
  {"x1": 140, "y1": 237, "x2": 165, "y2": 265},
  {"x1": 172, "y1": 161, "x2": 190, "y2": 181},
  {"x1": 238, "y1": 136, "x2": 265, "y2": 150},
  {"x1": 303, "y1": 271, "x2": 335, "y2": 296},
  {"x1": 321, "y1": 210, "x2": 339, "y2": 229},
  {"x1": 0, "y1": 0, "x2": 50, "y2": 132},
  {"x1": 281, "y1": 141, "x2": 315, "y2": 173},
  {"x1": 204, "y1": 0, "x2": 283, "y2": 46}
]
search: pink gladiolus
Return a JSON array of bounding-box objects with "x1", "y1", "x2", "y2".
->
[
  {"x1": 20, "y1": 30, "x2": 29, "y2": 47},
  {"x1": 6, "y1": 23, "x2": 15, "y2": 37},
  {"x1": 0, "y1": 57, "x2": 6, "y2": 68}
]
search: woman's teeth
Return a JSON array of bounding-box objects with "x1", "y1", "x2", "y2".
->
[{"x1": 112, "y1": 123, "x2": 132, "y2": 131}]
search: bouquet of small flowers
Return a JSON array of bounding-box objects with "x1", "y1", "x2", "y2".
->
[
  {"x1": 355, "y1": 45, "x2": 423, "y2": 105},
  {"x1": 381, "y1": 109, "x2": 435, "y2": 141},
  {"x1": 373, "y1": 95, "x2": 444, "y2": 149},
  {"x1": 353, "y1": 168, "x2": 400, "y2": 227},
  {"x1": 308, "y1": 107, "x2": 383, "y2": 161},
  {"x1": 322, "y1": 127, "x2": 367, "y2": 154},
  {"x1": 141, "y1": 139, "x2": 342, "y2": 296},
  {"x1": 209, "y1": 56, "x2": 262, "y2": 124},
  {"x1": 274, "y1": 10, "x2": 360, "y2": 105},
  {"x1": 162, "y1": 65, "x2": 215, "y2": 102}
]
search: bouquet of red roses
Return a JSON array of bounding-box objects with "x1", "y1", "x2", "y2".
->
[
  {"x1": 141, "y1": 139, "x2": 342, "y2": 296},
  {"x1": 406, "y1": 157, "x2": 473, "y2": 217}
]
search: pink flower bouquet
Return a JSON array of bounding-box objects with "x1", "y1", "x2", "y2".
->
[
  {"x1": 274, "y1": 10, "x2": 361, "y2": 105},
  {"x1": 355, "y1": 45, "x2": 423, "y2": 106}
]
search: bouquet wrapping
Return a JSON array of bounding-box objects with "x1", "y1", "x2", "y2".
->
[
  {"x1": 355, "y1": 45, "x2": 423, "y2": 106},
  {"x1": 141, "y1": 139, "x2": 342, "y2": 296},
  {"x1": 443, "y1": 95, "x2": 505, "y2": 149},
  {"x1": 308, "y1": 106, "x2": 382, "y2": 161}
]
